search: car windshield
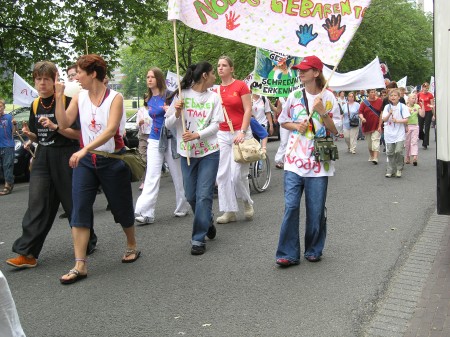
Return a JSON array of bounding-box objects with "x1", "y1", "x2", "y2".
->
[{"x1": 12, "y1": 107, "x2": 30, "y2": 128}]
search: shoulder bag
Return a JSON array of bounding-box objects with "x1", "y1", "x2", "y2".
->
[
  {"x1": 347, "y1": 104, "x2": 360, "y2": 127},
  {"x1": 90, "y1": 148, "x2": 146, "y2": 182},
  {"x1": 221, "y1": 99, "x2": 263, "y2": 164}
]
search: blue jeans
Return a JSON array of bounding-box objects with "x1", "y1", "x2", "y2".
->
[
  {"x1": 0, "y1": 147, "x2": 14, "y2": 184},
  {"x1": 181, "y1": 151, "x2": 220, "y2": 246},
  {"x1": 276, "y1": 171, "x2": 328, "y2": 263}
]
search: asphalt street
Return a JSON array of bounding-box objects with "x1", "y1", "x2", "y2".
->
[{"x1": 0, "y1": 135, "x2": 437, "y2": 337}]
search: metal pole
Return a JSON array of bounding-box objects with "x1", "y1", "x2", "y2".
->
[{"x1": 136, "y1": 77, "x2": 140, "y2": 107}]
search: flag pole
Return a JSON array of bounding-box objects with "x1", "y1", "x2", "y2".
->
[
  {"x1": 172, "y1": 20, "x2": 190, "y2": 166},
  {"x1": 286, "y1": 62, "x2": 339, "y2": 158},
  {"x1": 12, "y1": 66, "x2": 16, "y2": 112},
  {"x1": 15, "y1": 131, "x2": 35, "y2": 158}
]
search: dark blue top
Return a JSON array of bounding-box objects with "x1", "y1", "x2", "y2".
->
[{"x1": 0, "y1": 114, "x2": 15, "y2": 148}]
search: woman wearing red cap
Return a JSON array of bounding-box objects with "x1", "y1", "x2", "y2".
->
[{"x1": 275, "y1": 56, "x2": 338, "y2": 267}]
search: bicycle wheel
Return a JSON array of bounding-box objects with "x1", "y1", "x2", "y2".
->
[{"x1": 251, "y1": 156, "x2": 271, "y2": 192}]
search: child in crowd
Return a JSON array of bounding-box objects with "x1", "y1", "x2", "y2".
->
[
  {"x1": 405, "y1": 93, "x2": 424, "y2": 166},
  {"x1": 381, "y1": 89, "x2": 410, "y2": 178}
]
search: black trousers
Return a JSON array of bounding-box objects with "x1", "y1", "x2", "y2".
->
[
  {"x1": 418, "y1": 111, "x2": 433, "y2": 147},
  {"x1": 12, "y1": 145, "x2": 97, "y2": 258}
]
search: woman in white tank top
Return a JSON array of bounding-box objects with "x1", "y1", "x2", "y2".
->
[{"x1": 55, "y1": 54, "x2": 140, "y2": 285}]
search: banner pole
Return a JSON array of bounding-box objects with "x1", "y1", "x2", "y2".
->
[
  {"x1": 172, "y1": 20, "x2": 190, "y2": 166},
  {"x1": 286, "y1": 62, "x2": 339, "y2": 158}
]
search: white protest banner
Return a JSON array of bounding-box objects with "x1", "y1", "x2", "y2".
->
[
  {"x1": 168, "y1": 0, "x2": 372, "y2": 66},
  {"x1": 323, "y1": 57, "x2": 385, "y2": 91},
  {"x1": 13, "y1": 72, "x2": 38, "y2": 107},
  {"x1": 243, "y1": 72, "x2": 254, "y2": 88},
  {"x1": 397, "y1": 76, "x2": 407, "y2": 89},
  {"x1": 251, "y1": 49, "x2": 302, "y2": 97},
  {"x1": 166, "y1": 70, "x2": 182, "y2": 92}
]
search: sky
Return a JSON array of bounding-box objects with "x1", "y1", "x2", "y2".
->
[{"x1": 423, "y1": 0, "x2": 433, "y2": 12}]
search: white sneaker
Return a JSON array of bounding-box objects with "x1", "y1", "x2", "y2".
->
[
  {"x1": 396, "y1": 170, "x2": 402, "y2": 178},
  {"x1": 244, "y1": 201, "x2": 254, "y2": 220},
  {"x1": 216, "y1": 212, "x2": 237, "y2": 224},
  {"x1": 174, "y1": 211, "x2": 188, "y2": 217},
  {"x1": 135, "y1": 216, "x2": 154, "y2": 225}
]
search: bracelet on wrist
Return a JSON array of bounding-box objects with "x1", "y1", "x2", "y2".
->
[{"x1": 239, "y1": 129, "x2": 247, "y2": 134}]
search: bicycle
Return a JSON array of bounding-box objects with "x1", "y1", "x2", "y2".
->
[{"x1": 249, "y1": 155, "x2": 271, "y2": 193}]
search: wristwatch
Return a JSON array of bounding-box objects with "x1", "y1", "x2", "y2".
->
[{"x1": 239, "y1": 129, "x2": 247, "y2": 133}]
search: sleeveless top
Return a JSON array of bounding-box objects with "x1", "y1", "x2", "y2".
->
[{"x1": 78, "y1": 89, "x2": 125, "y2": 153}]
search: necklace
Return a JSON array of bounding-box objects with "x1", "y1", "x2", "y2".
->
[
  {"x1": 89, "y1": 87, "x2": 107, "y2": 129},
  {"x1": 40, "y1": 95, "x2": 55, "y2": 109}
]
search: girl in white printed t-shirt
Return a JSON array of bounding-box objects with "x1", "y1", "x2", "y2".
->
[{"x1": 381, "y1": 88, "x2": 410, "y2": 178}]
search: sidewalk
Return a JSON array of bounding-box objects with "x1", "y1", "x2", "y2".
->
[
  {"x1": 365, "y1": 212, "x2": 450, "y2": 337},
  {"x1": 404, "y1": 213, "x2": 450, "y2": 337}
]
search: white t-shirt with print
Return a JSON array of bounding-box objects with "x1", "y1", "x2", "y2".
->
[
  {"x1": 278, "y1": 88, "x2": 339, "y2": 177},
  {"x1": 382, "y1": 103, "x2": 410, "y2": 143},
  {"x1": 165, "y1": 88, "x2": 224, "y2": 158},
  {"x1": 252, "y1": 96, "x2": 271, "y2": 125}
]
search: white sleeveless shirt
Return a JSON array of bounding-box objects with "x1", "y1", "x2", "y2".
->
[{"x1": 78, "y1": 89, "x2": 126, "y2": 153}]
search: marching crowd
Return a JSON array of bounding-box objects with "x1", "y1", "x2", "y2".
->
[{"x1": 0, "y1": 54, "x2": 435, "y2": 284}]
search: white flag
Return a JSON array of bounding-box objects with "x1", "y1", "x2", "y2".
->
[
  {"x1": 13, "y1": 72, "x2": 38, "y2": 107},
  {"x1": 166, "y1": 71, "x2": 182, "y2": 92},
  {"x1": 396, "y1": 76, "x2": 407, "y2": 89}
]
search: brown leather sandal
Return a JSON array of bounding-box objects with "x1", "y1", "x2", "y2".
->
[{"x1": 0, "y1": 185, "x2": 13, "y2": 196}]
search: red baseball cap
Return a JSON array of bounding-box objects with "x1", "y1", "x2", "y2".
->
[{"x1": 291, "y1": 56, "x2": 323, "y2": 71}]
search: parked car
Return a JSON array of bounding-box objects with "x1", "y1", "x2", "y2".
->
[
  {"x1": 125, "y1": 112, "x2": 139, "y2": 148},
  {"x1": 11, "y1": 106, "x2": 30, "y2": 129}
]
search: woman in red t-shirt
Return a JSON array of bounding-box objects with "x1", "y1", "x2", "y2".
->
[
  {"x1": 416, "y1": 82, "x2": 435, "y2": 149},
  {"x1": 215, "y1": 56, "x2": 254, "y2": 224}
]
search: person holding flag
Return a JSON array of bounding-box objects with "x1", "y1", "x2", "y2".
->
[
  {"x1": 165, "y1": 61, "x2": 223, "y2": 255},
  {"x1": 275, "y1": 56, "x2": 338, "y2": 267}
]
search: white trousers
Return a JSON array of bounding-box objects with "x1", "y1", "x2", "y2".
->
[
  {"x1": 274, "y1": 126, "x2": 290, "y2": 164},
  {"x1": 0, "y1": 271, "x2": 25, "y2": 337},
  {"x1": 217, "y1": 131, "x2": 253, "y2": 212},
  {"x1": 135, "y1": 139, "x2": 189, "y2": 218}
]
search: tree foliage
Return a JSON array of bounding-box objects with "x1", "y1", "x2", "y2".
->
[
  {"x1": 340, "y1": 0, "x2": 433, "y2": 85},
  {"x1": 0, "y1": 0, "x2": 165, "y2": 99}
]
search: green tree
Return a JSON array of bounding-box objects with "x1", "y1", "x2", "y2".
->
[
  {"x1": 120, "y1": 21, "x2": 255, "y2": 97},
  {"x1": 0, "y1": 0, "x2": 165, "y2": 100},
  {"x1": 340, "y1": 0, "x2": 433, "y2": 86}
]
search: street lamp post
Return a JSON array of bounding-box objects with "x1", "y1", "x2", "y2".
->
[{"x1": 136, "y1": 77, "x2": 140, "y2": 108}]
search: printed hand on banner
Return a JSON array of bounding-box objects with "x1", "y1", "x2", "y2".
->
[
  {"x1": 296, "y1": 24, "x2": 318, "y2": 47},
  {"x1": 226, "y1": 11, "x2": 240, "y2": 30},
  {"x1": 322, "y1": 14, "x2": 346, "y2": 42}
]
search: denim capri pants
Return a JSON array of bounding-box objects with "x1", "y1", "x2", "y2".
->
[{"x1": 71, "y1": 151, "x2": 134, "y2": 229}]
